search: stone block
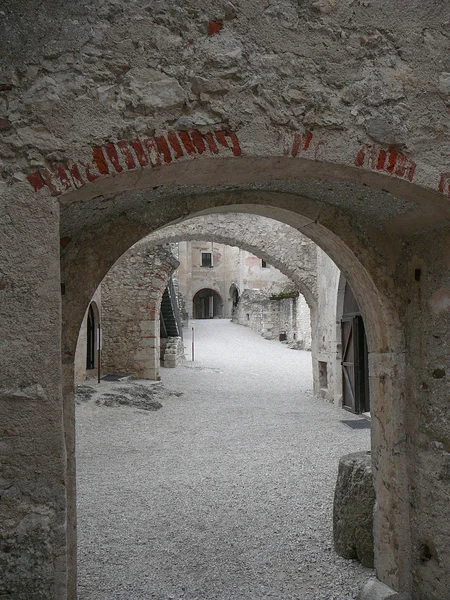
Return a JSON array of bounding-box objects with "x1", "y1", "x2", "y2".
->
[
  {"x1": 358, "y1": 578, "x2": 412, "y2": 600},
  {"x1": 333, "y1": 451, "x2": 375, "y2": 568}
]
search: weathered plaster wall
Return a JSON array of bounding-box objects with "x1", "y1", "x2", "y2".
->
[
  {"x1": 101, "y1": 243, "x2": 179, "y2": 380},
  {"x1": 177, "y1": 240, "x2": 240, "y2": 318},
  {"x1": 177, "y1": 238, "x2": 299, "y2": 319},
  {"x1": 237, "y1": 250, "x2": 296, "y2": 294},
  {"x1": 315, "y1": 250, "x2": 342, "y2": 403},
  {"x1": 144, "y1": 214, "x2": 318, "y2": 309}
]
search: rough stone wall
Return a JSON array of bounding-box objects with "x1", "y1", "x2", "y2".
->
[
  {"x1": 101, "y1": 242, "x2": 179, "y2": 380},
  {"x1": 161, "y1": 336, "x2": 185, "y2": 368},
  {"x1": 233, "y1": 289, "x2": 311, "y2": 349},
  {"x1": 2, "y1": 0, "x2": 448, "y2": 187}
]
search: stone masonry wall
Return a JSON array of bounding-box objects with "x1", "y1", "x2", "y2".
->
[
  {"x1": 101, "y1": 242, "x2": 179, "y2": 380},
  {"x1": 233, "y1": 289, "x2": 311, "y2": 350}
]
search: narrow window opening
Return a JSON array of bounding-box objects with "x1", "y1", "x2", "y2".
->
[{"x1": 201, "y1": 252, "x2": 212, "y2": 267}]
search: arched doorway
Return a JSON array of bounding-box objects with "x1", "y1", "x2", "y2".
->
[
  {"x1": 86, "y1": 302, "x2": 99, "y2": 372},
  {"x1": 193, "y1": 288, "x2": 223, "y2": 319},
  {"x1": 58, "y1": 165, "x2": 419, "y2": 598},
  {"x1": 230, "y1": 283, "x2": 240, "y2": 312}
]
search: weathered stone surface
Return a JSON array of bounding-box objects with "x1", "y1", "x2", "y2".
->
[
  {"x1": 333, "y1": 451, "x2": 375, "y2": 568},
  {"x1": 101, "y1": 244, "x2": 179, "y2": 381},
  {"x1": 75, "y1": 381, "x2": 182, "y2": 411},
  {"x1": 358, "y1": 578, "x2": 412, "y2": 600}
]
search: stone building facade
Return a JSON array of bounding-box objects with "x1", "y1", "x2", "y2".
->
[{"x1": 1, "y1": 1, "x2": 450, "y2": 598}]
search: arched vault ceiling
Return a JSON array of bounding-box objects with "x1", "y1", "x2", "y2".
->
[{"x1": 60, "y1": 177, "x2": 420, "y2": 242}]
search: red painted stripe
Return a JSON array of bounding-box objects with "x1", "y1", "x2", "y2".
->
[
  {"x1": 395, "y1": 155, "x2": 406, "y2": 178},
  {"x1": 225, "y1": 131, "x2": 241, "y2": 156},
  {"x1": 39, "y1": 169, "x2": 61, "y2": 196},
  {"x1": 354, "y1": 148, "x2": 365, "y2": 167},
  {"x1": 167, "y1": 131, "x2": 184, "y2": 159},
  {"x1": 104, "y1": 143, "x2": 123, "y2": 172},
  {"x1": 407, "y1": 162, "x2": 416, "y2": 182},
  {"x1": 52, "y1": 164, "x2": 73, "y2": 190},
  {"x1": 291, "y1": 133, "x2": 301, "y2": 157},
  {"x1": 376, "y1": 150, "x2": 387, "y2": 171},
  {"x1": 143, "y1": 138, "x2": 162, "y2": 167},
  {"x1": 27, "y1": 171, "x2": 45, "y2": 192},
  {"x1": 191, "y1": 130, "x2": 206, "y2": 154},
  {"x1": 130, "y1": 139, "x2": 149, "y2": 166},
  {"x1": 438, "y1": 174, "x2": 449, "y2": 194},
  {"x1": 202, "y1": 132, "x2": 218, "y2": 154},
  {"x1": 386, "y1": 148, "x2": 397, "y2": 173},
  {"x1": 92, "y1": 146, "x2": 109, "y2": 175},
  {"x1": 155, "y1": 136, "x2": 172, "y2": 163},
  {"x1": 214, "y1": 130, "x2": 229, "y2": 149},
  {"x1": 302, "y1": 131, "x2": 313, "y2": 151},
  {"x1": 178, "y1": 131, "x2": 196, "y2": 155},
  {"x1": 117, "y1": 140, "x2": 136, "y2": 169},
  {"x1": 68, "y1": 163, "x2": 85, "y2": 188}
]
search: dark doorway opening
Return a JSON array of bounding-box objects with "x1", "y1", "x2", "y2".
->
[
  {"x1": 230, "y1": 284, "x2": 240, "y2": 311},
  {"x1": 86, "y1": 303, "x2": 96, "y2": 370},
  {"x1": 341, "y1": 282, "x2": 370, "y2": 414},
  {"x1": 193, "y1": 288, "x2": 223, "y2": 319}
]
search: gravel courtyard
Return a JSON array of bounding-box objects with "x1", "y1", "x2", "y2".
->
[{"x1": 76, "y1": 320, "x2": 372, "y2": 600}]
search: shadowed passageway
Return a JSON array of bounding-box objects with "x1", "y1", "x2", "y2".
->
[{"x1": 77, "y1": 320, "x2": 371, "y2": 600}]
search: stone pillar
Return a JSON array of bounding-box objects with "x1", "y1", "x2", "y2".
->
[
  {"x1": 369, "y1": 352, "x2": 412, "y2": 593},
  {"x1": 100, "y1": 244, "x2": 178, "y2": 380},
  {"x1": 402, "y1": 237, "x2": 450, "y2": 599},
  {"x1": 0, "y1": 183, "x2": 67, "y2": 598}
]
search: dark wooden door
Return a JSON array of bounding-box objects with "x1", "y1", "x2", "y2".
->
[
  {"x1": 341, "y1": 315, "x2": 369, "y2": 413},
  {"x1": 86, "y1": 305, "x2": 96, "y2": 370}
]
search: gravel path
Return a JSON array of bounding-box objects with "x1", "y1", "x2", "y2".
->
[{"x1": 76, "y1": 320, "x2": 372, "y2": 600}]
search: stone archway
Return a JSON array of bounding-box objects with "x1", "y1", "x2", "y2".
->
[
  {"x1": 54, "y1": 155, "x2": 419, "y2": 599},
  {"x1": 4, "y1": 145, "x2": 450, "y2": 599},
  {"x1": 2, "y1": 4, "x2": 450, "y2": 596},
  {"x1": 192, "y1": 287, "x2": 223, "y2": 319}
]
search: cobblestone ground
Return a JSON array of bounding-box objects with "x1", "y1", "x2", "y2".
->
[{"x1": 77, "y1": 320, "x2": 372, "y2": 600}]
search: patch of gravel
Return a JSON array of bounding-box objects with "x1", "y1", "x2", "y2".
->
[
  {"x1": 77, "y1": 320, "x2": 372, "y2": 600},
  {"x1": 76, "y1": 380, "x2": 182, "y2": 411}
]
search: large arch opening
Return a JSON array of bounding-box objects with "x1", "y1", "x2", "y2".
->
[
  {"x1": 56, "y1": 155, "x2": 427, "y2": 599},
  {"x1": 24, "y1": 135, "x2": 448, "y2": 600},
  {"x1": 192, "y1": 287, "x2": 223, "y2": 319}
]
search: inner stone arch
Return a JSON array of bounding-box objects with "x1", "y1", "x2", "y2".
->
[
  {"x1": 192, "y1": 287, "x2": 223, "y2": 319},
  {"x1": 59, "y1": 171, "x2": 412, "y2": 597}
]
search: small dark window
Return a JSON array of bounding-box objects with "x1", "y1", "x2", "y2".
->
[
  {"x1": 201, "y1": 252, "x2": 212, "y2": 267},
  {"x1": 261, "y1": 259, "x2": 267, "y2": 268}
]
